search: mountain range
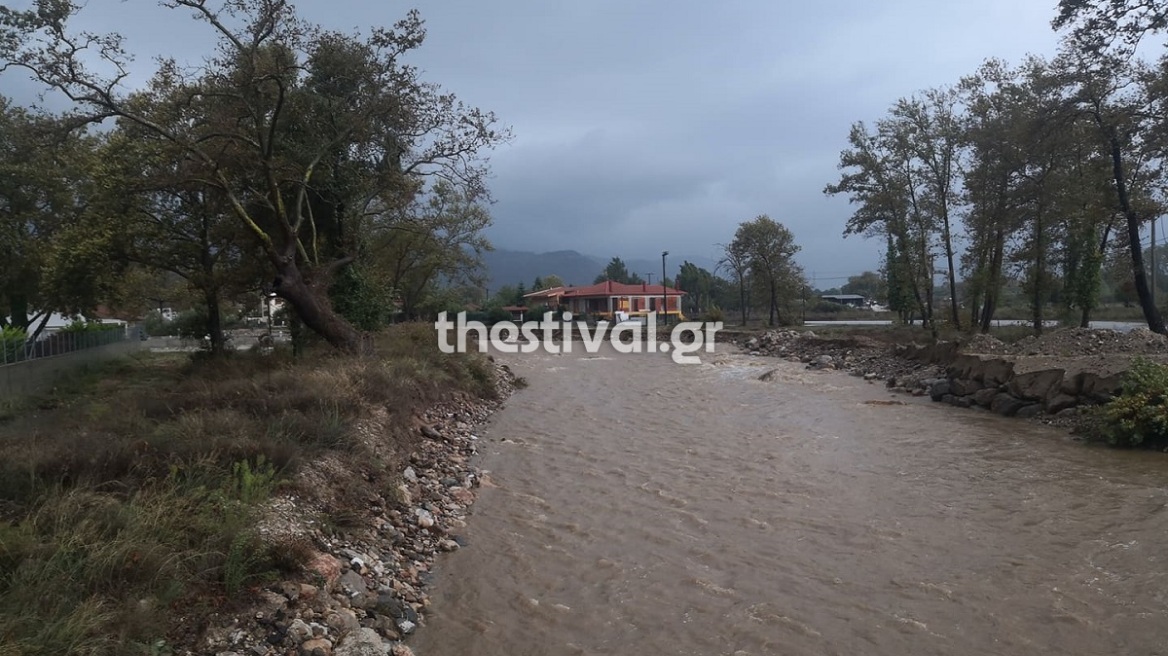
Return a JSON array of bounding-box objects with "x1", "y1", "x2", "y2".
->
[{"x1": 480, "y1": 249, "x2": 721, "y2": 292}]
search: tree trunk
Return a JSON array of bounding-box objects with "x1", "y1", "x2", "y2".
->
[
  {"x1": 205, "y1": 288, "x2": 225, "y2": 355},
  {"x1": 272, "y1": 261, "x2": 363, "y2": 352},
  {"x1": 1106, "y1": 131, "x2": 1166, "y2": 334},
  {"x1": 941, "y1": 218, "x2": 960, "y2": 329},
  {"x1": 979, "y1": 227, "x2": 1006, "y2": 334},
  {"x1": 738, "y1": 276, "x2": 747, "y2": 326},
  {"x1": 1032, "y1": 200, "x2": 1046, "y2": 336},
  {"x1": 768, "y1": 280, "x2": 777, "y2": 326}
]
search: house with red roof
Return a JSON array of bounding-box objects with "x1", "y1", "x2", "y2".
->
[{"x1": 523, "y1": 280, "x2": 686, "y2": 321}]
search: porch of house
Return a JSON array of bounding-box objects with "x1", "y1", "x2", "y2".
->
[{"x1": 567, "y1": 295, "x2": 685, "y2": 321}]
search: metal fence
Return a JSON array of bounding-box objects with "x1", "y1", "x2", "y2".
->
[{"x1": 0, "y1": 327, "x2": 131, "y2": 366}]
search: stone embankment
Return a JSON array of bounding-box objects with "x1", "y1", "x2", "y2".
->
[
  {"x1": 197, "y1": 364, "x2": 517, "y2": 656},
  {"x1": 731, "y1": 327, "x2": 1168, "y2": 422},
  {"x1": 899, "y1": 328, "x2": 1168, "y2": 420}
]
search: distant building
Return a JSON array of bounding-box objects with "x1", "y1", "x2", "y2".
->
[
  {"x1": 501, "y1": 305, "x2": 528, "y2": 321},
  {"x1": 524, "y1": 280, "x2": 687, "y2": 320},
  {"x1": 820, "y1": 294, "x2": 868, "y2": 308}
]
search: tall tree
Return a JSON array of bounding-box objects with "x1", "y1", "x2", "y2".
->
[
  {"x1": 729, "y1": 215, "x2": 804, "y2": 326},
  {"x1": 594, "y1": 257, "x2": 644, "y2": 284},
  {"x1": 1, "y1": 2, "x2": 508, "y2": 351}
]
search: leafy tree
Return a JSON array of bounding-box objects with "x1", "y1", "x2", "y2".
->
[
  {"x1": 594, "y1": 257, "x2": 644, "y2": 284},
  {"x1": 370, "y1": 182, "x2": 493, "y2": 320},
  {"x1": 718, "y1": 241, "x2": 751, "y2": 326},
  {"x1": 841, "y1": 271, "x2": 885, "y2": 303},
  {"x1": 1, "y1": 2, "x2": 508, "y2": 351},
  {"x1": 0, "y1": 98, "x2": 122, "y2": 338},
  {"x1": 532, "y1": 274, "x2": 564, "y2": 290},
  {"x1": 729, "y1": 215, "x2": 804, "y2": 326}
]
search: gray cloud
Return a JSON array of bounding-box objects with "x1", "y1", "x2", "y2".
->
[{"x1": 3, "y1": 0, "x2": 1064, "y2": 279}]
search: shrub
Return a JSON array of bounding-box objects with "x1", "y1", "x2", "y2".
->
[
  {"x1": 1, "y1": 325, "x2": 27, "y2": 364},
  {"x1": 701, "y1": 306, "x2": 725, "y2": 323},
  {"x1": 1095, "y1": 357, "x2": 1168, "y2": 447}
]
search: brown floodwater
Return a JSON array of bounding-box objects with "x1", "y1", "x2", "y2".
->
[{"x1": 411, "y1": 344, "x2": 1168, "y2": 655}]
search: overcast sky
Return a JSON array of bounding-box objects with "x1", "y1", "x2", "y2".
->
[{"x1": 5, "y1": 0, "x2": 1066, "y2": 284}]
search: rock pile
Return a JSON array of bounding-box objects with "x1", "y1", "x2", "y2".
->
[
  {"x1": 729, "y1": 329, "x2": 946, "y2": 389},
  {"x1": 993, "y1": 327, "x2": 1168, "y2": 357},
  {"x1": 196, "y1": 364, "x2": 516, "y2": 656}
]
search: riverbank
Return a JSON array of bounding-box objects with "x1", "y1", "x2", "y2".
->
[
  {"x1": 0, "y1": 324, "x2": 515, "y2": 656},
  {"x1": 721, "y1": 325, "x2": 1168, "y2": 437}
]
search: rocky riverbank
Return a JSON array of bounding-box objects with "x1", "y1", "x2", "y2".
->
[
  {"x1": 728, "y1": 329, "x2": 948, "y2": 392},
  {"x1": 727, "y1": 326, "x2": 1164, "y2": 434},
  {"x1": 194, "y1": 362, "x2": 518, "y2": 656}
]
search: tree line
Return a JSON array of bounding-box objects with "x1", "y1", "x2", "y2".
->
[
  {"x1": 0, "y1": 1, "x2": 506, "y2": 353},
  {"x1": 826, "y1": 0, "x2": 1168, "y2": 336}
]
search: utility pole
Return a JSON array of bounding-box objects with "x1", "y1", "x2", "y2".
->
[
  {"x1": 1153, "y1": 219, "x2": 1158, "y2": 303},
  {"x1": 661, "y1": 251, "x2": 669, "y2": 327}
]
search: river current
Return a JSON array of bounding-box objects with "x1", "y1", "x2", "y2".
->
[{"x1": 412, "y1": 344, "x2": 1168, "y2": 655}]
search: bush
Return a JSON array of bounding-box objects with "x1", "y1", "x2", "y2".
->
[
  {"x1": 1, "y1": 325, "x2": 27, "y2": 364},
  {"x1": 1095, "y1": 357, "x2": 1168, "y2": 447},
  {"x1": 701, "y1": 306, "x2": 725, "y2": 323},
  {"x1": 486, "y1": 306, "x2": 512, "y2": 324}
]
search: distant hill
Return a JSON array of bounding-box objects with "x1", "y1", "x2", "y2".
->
[
  {"x1": 480, "y1": 249, "x2": 604, "y2": 291},
  {"x1": 481, "y1": 249, "x2": 726, "y2": 292}
]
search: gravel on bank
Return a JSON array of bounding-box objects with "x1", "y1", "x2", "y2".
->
[
  {"x1": 728, "y1": 329, "x2": 948, "y2": 394},
  {"x1": 193, "y1": 362, "x2": 518, "y2": 656}
]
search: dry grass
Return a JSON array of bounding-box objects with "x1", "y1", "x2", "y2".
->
[{"x1": 0, "y1": 322, "x2": 497, "y2": 655}]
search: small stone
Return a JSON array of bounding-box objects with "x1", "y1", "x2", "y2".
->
[
  {"x1": 396, "y1": 619, "x2": 416, "y2": 635},
  {"x1": 288, "y1": 619, "x2": 313, "y2": 644},
  {"x1": 439, "y1": 539, "x2": 460, "y2": 552},
  {"x1": 300, "y1": 638, "x2": 332, "y2": 656}
]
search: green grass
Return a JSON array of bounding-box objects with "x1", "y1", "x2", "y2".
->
[{"x1": 0, "y1": 322, "x2": 497, "y2": 655}]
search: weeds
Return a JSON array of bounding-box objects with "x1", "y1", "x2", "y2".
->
[{"x1": 0, "y1": 322, "x2": 499, "y2": 654}]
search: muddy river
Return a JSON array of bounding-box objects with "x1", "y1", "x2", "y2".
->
[{"x1": 411, "y1": 345, "x2": 1168, "y2": 655}]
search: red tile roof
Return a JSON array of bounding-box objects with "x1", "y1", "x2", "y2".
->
[{"x1": 524, "y1": 280, "x2": 686, "y2": 299}]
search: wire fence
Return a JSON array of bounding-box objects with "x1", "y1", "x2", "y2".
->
[{"x1": 0, "y1": 327, "x2": 131, "y2": 366}]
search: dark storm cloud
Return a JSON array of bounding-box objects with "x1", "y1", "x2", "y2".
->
[{"x1": 2, "y1": 0, "x2": 1064, "y2": 276}]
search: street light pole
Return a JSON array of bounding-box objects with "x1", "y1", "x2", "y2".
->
[{"x1": 661, "y1": 251, "x2": 669, "y2": 326}]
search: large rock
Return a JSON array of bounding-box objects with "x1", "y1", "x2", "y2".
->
[
  {"x1": 943, "y1": 394, "x2": 973, "y2": 408},
  {"x1": 928, "y1": 379, "x2": 951, "y2": 401},
  {"x1": 972, "y1": 388, "x2": 999, "y2": 408},
  {"x1": 990, "y1": 393, "x2": 1029, "y2": 417},
  {"x1": 1080, "y1": 371, "x2": 1125, "y2": 403},
  {"x1": 1044, "y1": 393, "x2": 1079, "y2": 414},
  {"x1": 1015, "y1": 404, "x2": 1043, "y2": 419},
  {"x1": 949, "y1": 377, "x2": 984, "y2": 396},
  {"x1": 1007, "y1": 366, "x2": 1065, "y2": 402}
]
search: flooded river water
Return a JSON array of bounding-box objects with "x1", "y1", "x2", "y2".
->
[{"x1": 411, "y1": 345, "x2": 1168, "y2": 655}]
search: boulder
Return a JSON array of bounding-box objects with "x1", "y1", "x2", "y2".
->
[
  {"x1": 943, "y1": 394, "x2": 973, "y2": 408},
  {"x1": 972, "y1": 388, "x2": 999, "y2": 408},
  {"x1": 1044, "y1": 393, "x2": 1079, "y2": 415},
  {"x1": 1007, "y1": 367, "x2": 1065, "y2": 402},
  {"x1": 990, "y1": 393, "x2": 1029, "y2": 417},
  {"x1": 928, "y1": 379, "x2": 951, "y2": 401},
  {"x1": 1015, "y1": 404, "x2": 1042, "y2": 419},
  {"x1": 949, "y1": 377, "x2": 984, "y2": 396}
]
